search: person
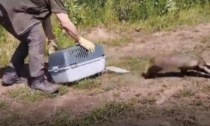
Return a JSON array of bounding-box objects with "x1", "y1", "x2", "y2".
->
[{"x1": 0, "y1": 0, "x2": 96, "y2": 93}]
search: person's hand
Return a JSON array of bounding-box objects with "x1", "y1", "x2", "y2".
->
[
  {"x1": 48, "y1": 39, "x2": 59, "y2": 55},
  {"x1": 79, "y1": 37, "x2": 95, "y2": 52}
]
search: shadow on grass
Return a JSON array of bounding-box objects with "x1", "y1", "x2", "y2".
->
[
  {"x1": 62, "y1": 74, "x2": 102, "y2": 89},
  {"x1": 143, "y1": 71, "x2": 210, "y2": 79},
  {"x1": 0, "y1": 62, "x2": 49, "y2": 79}
]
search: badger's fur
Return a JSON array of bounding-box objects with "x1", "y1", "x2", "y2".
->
[{"x1": 142, "y1": 54, "x2": 210, "y2": 78}]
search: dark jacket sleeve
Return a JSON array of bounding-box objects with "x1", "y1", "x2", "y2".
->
[
  {"x1": 49, "y1": 0, "x2": 68, "y2": 14},
  {"x1": 42, "y1": 16, "x2": 55, "y2": 40}
]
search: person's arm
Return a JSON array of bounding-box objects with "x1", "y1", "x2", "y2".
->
[
  {"x1": 54, "y1": 13, "x2": 80, "y2": 42},
  {"x1": 48, "y1": 0, "x2": 95, "y2": 52},
  {"x1": 55, "y1": 12, "x2": 95, "y2": 52}
]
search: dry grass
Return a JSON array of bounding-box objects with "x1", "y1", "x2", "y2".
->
[
  {"x1": 47, "y1": 102, "x2": 134, "y2": 126},
  {"x1": 5, "y1": 86, "x2": 69, "y2": 103},
  {"x1": 107, "y1": 56, "x2": 150, "y2": 75}
]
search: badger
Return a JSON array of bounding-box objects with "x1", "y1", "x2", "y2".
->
[{"x1": 142, "y1": 54, "x2": 210, "y2": 78}]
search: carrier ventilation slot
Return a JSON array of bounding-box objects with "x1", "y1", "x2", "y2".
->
[{"x1": 69, "y1": 48, "x2": 89, "y2": 58}]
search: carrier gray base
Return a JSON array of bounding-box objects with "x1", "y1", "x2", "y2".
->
[{"x1": 48, "y1": 57, "x2": 105, "y2": 84}]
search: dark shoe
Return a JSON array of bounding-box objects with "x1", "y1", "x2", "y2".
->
[
  {"x1": 30, "y1": 75, "x2": 59, "y2": 93},
  {"x1": 2, "y1": 66, "x2": 26, "y2": 86}
]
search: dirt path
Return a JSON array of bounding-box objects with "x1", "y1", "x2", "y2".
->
[
  {"x1": 1, "y1": 23, "x2": 210, "y2": 126},
  {"x1": 106, "y1": 23, "x2": 210, "y2": 59}
]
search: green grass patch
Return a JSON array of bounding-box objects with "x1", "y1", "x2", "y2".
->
[
  {"x1": 131, "y1": 5, "x2": 210, "y2": 32},
  {"x1": 6, "y1": 86, "x2": 69, "y2": 103},
  {"x1": 73, "y1": 78, "x2": 102, "y2": 90},
  {"x1": 0, "y1": 32, "x2": 18, "y2": 67},
  {"x1": 63, "y1": 0, "x2": 210, "y2": 27},
  {"x1": 50, "y1": 102, "x2": 134, "y2": 126}
]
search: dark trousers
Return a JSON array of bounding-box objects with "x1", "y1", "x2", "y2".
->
[{"x1": 11, "y1": 23, "x2": 46, "y2": 78}]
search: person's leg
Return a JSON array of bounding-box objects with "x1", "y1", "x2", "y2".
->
[
  {"x1": 26, "y1": 23, "x2": 59, "y2": 93},
  {"x1": 11, "y1": 42, "x2": 28, "y2": 75},
  {"x1": 2, "y1": 40, "x2": 28, "y2": 86}
]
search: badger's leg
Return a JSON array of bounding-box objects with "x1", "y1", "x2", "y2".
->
[
  {"x1": 142, "y1": 61, "x2": 154, "y2": 78},
  {"x1": 179, "y1": 67, "x2": 188, "y2": 77},
  {"x1": 142, "y1": 66, "x2": 155, "y2": 78},
  {"x1": 149, "y1": 66, "x2": 162, "y2": 78},
  {"x1": 142, "y1": 65, "x2": 162, "y2": 79}
]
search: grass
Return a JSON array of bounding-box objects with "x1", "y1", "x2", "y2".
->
[
  {"x1": 103, "y1": 75, "x2": 127, "y2": 88},
  {"x1": 0, "y1": 112, "x2": 25, "y2": 126},
  {"x1": 175, "y1": 89, "x2": 195, "y2": 98},
  {"x1": 139, "y1": 97, "x2": 156, "y2": 105},
  {"x1": 6, "y1": 86, "x2": 69, "y2": 103},
  {"x1": 71, "y1": 71, "x2": 130, "y2": 93},
  {"x1": 72, "y1": 74, "x2": 128, "y2": 94},
  {"x1": 107, "y1": 56, "x2": 150, "y2": 75},
  {"x1": 0, "y1": 100, "x2": 7, "y2": 109},
  {"x1": 72, "y1": 77, "x2": 102, "y2": 90},
  {"x1": 200, "y1": 36, "x2": 210, "y2": 51},
  {"x1": 129, "y1": 5, "x2": 210, "y2": 33},
  {"x1": 0, "y1": 33, "x2": 18, "y2": 67},
  {"x1": 49, "y1": 102, "x2": 134, "y2": 126},
  {"x1": 201, "y1": 84, "x2": 210, "y2": 93},
  {"x1": 98, "y1": 36, "x2": 132, "y2": 47}
]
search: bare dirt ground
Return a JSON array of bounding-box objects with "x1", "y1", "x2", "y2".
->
[{"x1": 1, "y1": 23, "x2": 210, "y2": 126}]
